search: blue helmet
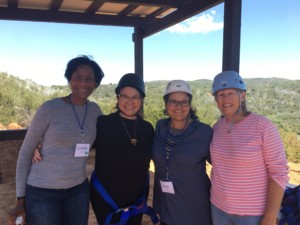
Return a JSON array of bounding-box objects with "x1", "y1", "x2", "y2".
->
[{"x1": 212, "y1": 71, "x2": 246, "y2": 95}]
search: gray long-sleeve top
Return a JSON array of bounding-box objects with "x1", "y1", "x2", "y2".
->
[{"x1": 16, "y1": 98, "x2": 101, "y2": 197}]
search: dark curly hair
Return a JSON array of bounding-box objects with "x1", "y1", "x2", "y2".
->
[{"x1": 64, "y1": 55, "x2": 104, "y2": 88}]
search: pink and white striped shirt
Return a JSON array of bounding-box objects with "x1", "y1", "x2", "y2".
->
[{"x1": 210, "y1": 113, "x2": 289, "y2": 215}]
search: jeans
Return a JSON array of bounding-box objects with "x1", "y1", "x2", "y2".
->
[
  {"x1": 25, "y1": 179, "x2": 89, "y2": 225},
  {"x1": 211, "y1": 204, "x2": 263, "y2": 225}
]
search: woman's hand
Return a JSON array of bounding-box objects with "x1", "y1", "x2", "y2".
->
[
  {"x1": 32, "y1": 143, "x2": 42, "y2": 163},
  {"x1": 259, "y1": 215, "x2": 277, "y2": 225},
  {"x1": 7, "y1": 199, "x2": 26, "y2": 225}
]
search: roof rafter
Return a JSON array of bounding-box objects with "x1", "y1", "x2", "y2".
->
[
  {"x1": 0, "y1": 7, "x2": 153, "y2": 27},
  {"x1": 106, "y1": 0, "x2": 179, "y2": 8},
  {"x1": 7, "y1": 0, "x2": 18, "y2": 8},
  {"x1": 50, "y1": 0, "x2": 64, "y2": 11},
  {"x1": 143, "y1": 0, "x2": 223, "y2": 37},
  {"x1": 85, "y1": 0, "x2": 106, "y2": 14},
  {"x1": 0, "y1": 0, "x2": 224, "y2": 37},
  {"x1": 118, "y1": 5, "x2": 139, "y2": 16}
]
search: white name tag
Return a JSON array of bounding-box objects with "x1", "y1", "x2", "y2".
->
[
  {"x1": 74, "y1": 143, "x2": 90, "y2": 157},
  {"x1": 160, "y1": 180, "x2": 175, "y2": 194}
]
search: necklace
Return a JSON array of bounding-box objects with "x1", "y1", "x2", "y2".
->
[
  {"x1": 226, "y1": 114, "x2": 244, "y2": 134},
  {"x1": 69, "y1": 95, "x2": 88, "y2": 138},
  {"x1": 120, "y1": 116, "x2": 138, "y2": 147},
  {"x1": 169, "y1": 117, "x2": 189, "y2": 132},
  {"x1": 227, "y1": 121, "x2": 234, "y2": 134}
]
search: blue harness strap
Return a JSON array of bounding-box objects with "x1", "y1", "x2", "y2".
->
[
  {"x1": 279, "y1": 185, "x2": 300, "y2": 225},
  {"x1": 91, "y1": 171, "x2": 159, "y2": 225}
]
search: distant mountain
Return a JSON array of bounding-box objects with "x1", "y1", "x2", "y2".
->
[{"x1": 1, "y1": 71, "x2": 299, "y2": 162}]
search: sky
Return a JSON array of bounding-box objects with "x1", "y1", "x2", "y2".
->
[{"x1": 0, "y1": 0, "x2": 299, "y2": 86}]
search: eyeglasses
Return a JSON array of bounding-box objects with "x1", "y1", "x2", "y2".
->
[
  {"x1": 167, "y1": 99, "x2": 191, "y2": 107},
  {"x1": 216, "y1": 91, "x2": 238, "y2": 100},
  {"x1": 118, "y1": 94, "x2": 141, "y2": 103}
]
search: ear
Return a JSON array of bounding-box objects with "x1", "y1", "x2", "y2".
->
[{"x1": 240, "y1": 91, "x2": 246, "y2": 101}]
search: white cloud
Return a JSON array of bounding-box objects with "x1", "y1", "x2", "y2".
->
[{"x1": 167, "y1": 11, "x2": 223, "y2": 34}]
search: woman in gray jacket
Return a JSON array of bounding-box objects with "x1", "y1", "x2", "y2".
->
[{"x1": 152, "y1": 80, "x2": 213, "y2": 225}]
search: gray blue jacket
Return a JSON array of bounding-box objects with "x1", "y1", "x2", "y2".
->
[{"x1": 152, "y1": 118, "x2": 213, "y2": 225}]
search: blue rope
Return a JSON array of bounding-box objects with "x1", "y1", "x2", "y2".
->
[{"x1": 91, "y1": 171, "x2": 159, "y2": 225}]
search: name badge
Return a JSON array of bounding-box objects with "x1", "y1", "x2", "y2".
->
[
  {"x1": 160, "y1": 180, "x2": 175, "y2": 194},
  {"x1": 74, "y1": 143, "x2": 90, "y2": 157}
]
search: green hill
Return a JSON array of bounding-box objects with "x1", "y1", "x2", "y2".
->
[{"x1": 1, "y1": 72, "x2": 299, "y2": 162}]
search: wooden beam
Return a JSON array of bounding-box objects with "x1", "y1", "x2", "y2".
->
[
  {"x1": 7, "y1": 0, "x2": 17, "y2": 8},
  {"x1": 133, "y1": 27, "x2": 144, "y2": 78},
  {"x1": 85, "y1": 0, "x2": 106, "y2": 14},
  {"x1": 118, "y1": 5, "x2": 139, "y2": 16},
  {"x1": 50, "y1": 0, "x2": 64, "y2": 11},
  {"x1": 0, "y1": 130, "x2": 27, "y2": 142},
  {"x1": 133, "y1": 26, "x2": 144, "y2": 117},
  {"x1": 0, "y1": 8, "x2": 153, "y2": 27},
  {"x1": 222, "y1": 0, "x2": 241, "y2": 72},
  {"x1": 147, "y1": 7, "x2": 172, "y2": 19},
  {"x1": 142, "y1": 0, "x2": 223, "y2": 37},
  {"x1": 106, "y1": 0, "x2": 179, "y2": 8}
]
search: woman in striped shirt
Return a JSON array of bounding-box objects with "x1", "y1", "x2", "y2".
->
[{"x1": 210, "y1": 71, "x2": 289, "y2": 225}]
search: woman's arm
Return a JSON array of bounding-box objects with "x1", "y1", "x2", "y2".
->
[{"x1": 259, "y1": 178, "x2": 285, "y2": 225}]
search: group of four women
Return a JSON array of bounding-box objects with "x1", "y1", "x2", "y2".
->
[{"x1": 8, "y1": 55, "x2": 289, "y2": 225}]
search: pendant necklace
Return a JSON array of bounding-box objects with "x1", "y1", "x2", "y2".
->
[
  {"x1": 227, "y1": 121, "x2": 234, "y2": 134},
  {"x1": 227, "y1": 113, "x2": 241, "y2": 134},
  {"x1": 120, "y1": 116, "x2": 138, "y2": 147}
]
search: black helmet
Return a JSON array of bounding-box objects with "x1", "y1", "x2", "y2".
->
[{"x1": 115, "y1": 73, "x2": 145, "y2": 98}]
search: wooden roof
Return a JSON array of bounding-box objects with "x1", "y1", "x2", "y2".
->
[
  {"x1": 0, "y1": 0, "x2": 243, "y2": 141},
  {"x1": 0, "y1": 0, "x2": 223, "y2": 38}
]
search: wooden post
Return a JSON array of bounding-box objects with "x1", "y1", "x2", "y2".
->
[{"x1": 222, "y1": 0, "x2": 242, "y2": 72}]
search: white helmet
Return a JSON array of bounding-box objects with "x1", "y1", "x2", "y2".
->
[{"x1": 164, "y1": 80, "x2": 193, "y2": 97}]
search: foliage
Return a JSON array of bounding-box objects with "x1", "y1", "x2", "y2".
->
[
  {"x1": 0, "y1": 73, "x2": 48, "y2": 127},
  {"x1": 0, "y1": 72, "x2": 299, "y2": 162}
]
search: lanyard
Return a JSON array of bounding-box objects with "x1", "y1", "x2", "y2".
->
[
  {"x1": 165, "y1": 129, "x2": 182, "y2": 180},
  {"x1": 69, "y1": 96, "x2": 88, "y2": 138},
  {"x1": 164, "y1": 120, "x2": 189, "y2": 180},
  {"x1": 165, "y1": 135, "x2": 173, "y2": 180}
]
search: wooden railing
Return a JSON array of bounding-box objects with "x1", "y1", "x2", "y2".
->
[{"x1": 0, "y1": 129, "x2": 27, "y2": 141}]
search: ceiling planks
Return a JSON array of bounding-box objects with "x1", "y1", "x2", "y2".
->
[{"x1": 0, "y1": 0, "x2": 224, "y2": 37}]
